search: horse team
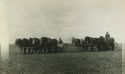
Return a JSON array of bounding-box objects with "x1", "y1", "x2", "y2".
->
[
  {"x1": 15, "y1": 32, "x2": 115, "y2": 54},
  {"x1": 72, "y1": 36, "x2": 115, "y2": 51},
  {"x1": 15, "y1": 37, "x2": 64, "y2": 54}
]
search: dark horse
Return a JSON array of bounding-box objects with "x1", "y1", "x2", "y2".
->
[
  {"x1": 41, "y1": 37, "x2": 58, "y2": 53},
  {"x1": 105, "y1": 37, "x2": 115, "y2": 51},
  {"x1": 72, "y1": 38, "x2": 82, "y2": 52},
  {"x1": 72, "y1": 38, "x2": 81, "y2": 48}
]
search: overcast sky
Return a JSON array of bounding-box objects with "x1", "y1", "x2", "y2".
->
[{"x1": 1, "y1": 0, "x2": 125, "y2": 44}]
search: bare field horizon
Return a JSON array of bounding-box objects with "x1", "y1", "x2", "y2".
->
[{"x1": 0, "y1": 43, "x2": 123, "y2": 74}]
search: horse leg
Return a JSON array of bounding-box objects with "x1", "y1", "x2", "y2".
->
[
  {"x1": 35, "y1": 47, "x2": 37, "y2": 54},
  {"x1": 39, "y1": 46, "x2": 42, "y2": 54},
  {"x1": 90, "y1": 45, "x2": 93, "y2": 51},
  {"x1": 82, "y1": 46, "x2": 84, "y2": 52},
  {"x1": 28, "y1": 48, "x2": 30, "y2": 54},
  {"x1": 24, "y1": 48, "x2": 26, "y2": 54},
  {"x1": 80, "y1": 45, "x2": 82, "y2": 52},
  {"x1": 84, "y1": 46, "x2": 87, "y2": 51}
]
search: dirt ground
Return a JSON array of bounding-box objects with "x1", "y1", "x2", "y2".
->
[{"x1": 0, "y1": 44, "x2": 123, "y2": 74}]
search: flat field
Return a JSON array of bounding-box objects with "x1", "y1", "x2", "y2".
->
[{"x1": 0, "y1": 44, "x2": 122, "y2": 74}]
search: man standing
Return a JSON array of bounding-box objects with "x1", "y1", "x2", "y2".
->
[
  {"x1": 105, "y1": 32, "x2": 110, "y2": 41},
  {"x1": 58, "y1": 38, "x2": 64, "y2": 51},
  {"x1": 105, "y1": 32, "x2": 111, "y2": 50}
]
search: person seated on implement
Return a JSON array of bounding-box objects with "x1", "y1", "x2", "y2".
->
[
  {"x1": 105, "y1": 32, "x2": 110, "y2": 41},
  {"x1": 58, "y1": 38, "x2": 64, "y2": 49}
]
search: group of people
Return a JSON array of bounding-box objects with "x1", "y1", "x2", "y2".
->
[
  {"x1": 72, "y1": 32, "x2": 115, "y2": 51},
  {"x1": 15, "y1": 37, "x2": 64, "y2": 54}
]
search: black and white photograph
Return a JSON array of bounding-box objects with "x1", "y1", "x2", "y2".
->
[{"x1": 0, "y1": 0, "x2": 125, "y2": 74}]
